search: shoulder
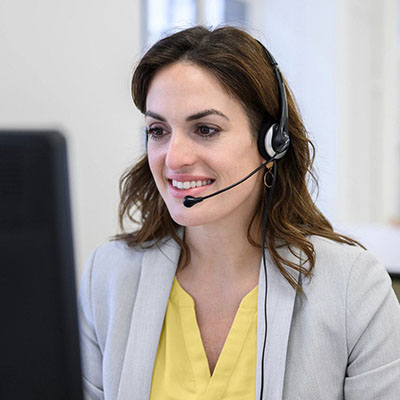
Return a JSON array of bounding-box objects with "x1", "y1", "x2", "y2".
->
[
  {"x1": 86, "y1": 240, "x2": 146, "y2": 285},
  {"x1": 284, "y1": 237, "x2": 400, "y2": 397},
  {"x1": 311, "y1": 235, "x2": 366, "y2": 263},
  {"x1": 79, "y1": 240, "x2": 147, "y2": 316},
  {"x1": 299, "y1": 237, "x2": 399, "y2": 341},
  {"x1": 78, "y1": 240, "x2": 152, "y2": 349},
  {"x1": 298, "y1": 235, "x2": 393, "y2": 311},
  {"x1": 308, "y1": 235, "x2": 389, "y2": 283},
  {"x1": 81, "y1": 240, "x2": 146, "y2": 298},
  {"x1": 290, "y1": 234, "x2": 399, "y2": 349},
  {"x1": 80, "y1": 235, "x2": 180, "y2": 308}
]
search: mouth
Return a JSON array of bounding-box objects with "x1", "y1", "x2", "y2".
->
[
  {"x1": 167, "y1": 178, "x2": 215, "y2": 198},
  {"x1": 171, "y1": 179, "x2": 213, "y2": 190}
]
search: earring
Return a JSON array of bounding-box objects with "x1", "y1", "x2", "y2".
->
[{"x1": 264, "y1": 161, "x2": 274, "y2": 188}]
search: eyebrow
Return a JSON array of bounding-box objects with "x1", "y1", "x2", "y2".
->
[
  {"x1": 144, "y1": 109, "x2": 229, "y2": 122},
  {"x1": 186, "y1": 109, "x2": 229, "y2": 121},
  {"x1": 144, "y1": 111, "x2": 166, "y2": 121}
]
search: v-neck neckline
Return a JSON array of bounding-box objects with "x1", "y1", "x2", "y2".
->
[{"x1": 172, "y1": 277, "x2": 258, "y2": 398}]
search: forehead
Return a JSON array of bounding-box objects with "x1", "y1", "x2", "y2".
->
[{"x1": 145, "y1": 62, "x2": 247, "y2": 120}]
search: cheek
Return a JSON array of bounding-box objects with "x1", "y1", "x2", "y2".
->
[
  {"x1": 227, "y1": 139, "x2": 264, "y2": 169},
  {"x1": 147, "y1": 149, "x2": 163, "y2": 179}
]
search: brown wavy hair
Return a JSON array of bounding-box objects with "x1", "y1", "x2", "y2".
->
[{"x1": 115, "y1": 25, "x2": 362, "y2": 290}]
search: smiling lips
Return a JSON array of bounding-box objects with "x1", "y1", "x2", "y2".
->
[
  {"x1": 172, "y1": 179, "x2": 212, "y2": 189},
  {"x1": 167, "y1": 177, "x2": 214, "y2": 198}
]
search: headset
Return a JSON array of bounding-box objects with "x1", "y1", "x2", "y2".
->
[
  {"x1": 256, "y1": 40, "x2": 290, "y2": 161},
  {"x1": 182, "y1": 41, "x2": 290, "y2": 400},
  {"x1": 182, "y1": 41, "x2": 290, "y2": 208},
  {"x1": 255, "y1": 41, "x2": 290, "y2": 400}
]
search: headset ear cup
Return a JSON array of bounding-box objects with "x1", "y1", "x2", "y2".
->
[
  {"x1": 257, "y1": 122, "x2": 276, "y2": 160},
  {"x1": 272, "y1": 126, "x2": 290, "y2": 159}
]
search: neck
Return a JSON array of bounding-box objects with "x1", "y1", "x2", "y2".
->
[{"x1": 179, "y1": 219, "x2": 262, "y2": 282}]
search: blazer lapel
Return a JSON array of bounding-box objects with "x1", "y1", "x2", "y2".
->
[
  {"x1": 256, "y1": 248, "x2": 300, "y2": 400},
  {"x1": 117, "y1": 237, "x2": 180, "y2": 400},
  {"x1": 116, "y1": 233, "x2": 299, "y2": 399}
]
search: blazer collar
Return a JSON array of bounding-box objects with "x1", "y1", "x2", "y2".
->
[
  {"x1": 117, "y1": 233, "x2": 299, "y2": 400},
  {"x1": 256, "y1": 247, "x2": 300, "y2": 400},
  {"x1": 117, "y1": 235, "x2": 180, "y2": 400}
]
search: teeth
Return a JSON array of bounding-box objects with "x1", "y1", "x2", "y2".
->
[{"x1": 172, "y1": 179, "x2": 212, "y2": 189}]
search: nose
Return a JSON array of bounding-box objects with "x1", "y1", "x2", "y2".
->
[{"x1": 165, "y1": 130, "x2": 196, "y2": 171}]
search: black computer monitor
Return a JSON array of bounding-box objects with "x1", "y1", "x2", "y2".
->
[{"x1": 0, "y1": 130, "x2": 83, "y2": 399}]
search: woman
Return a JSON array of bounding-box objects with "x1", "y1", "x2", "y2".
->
[{"x1": 79, "y1": 26, "x2": 400, "y2": 399}]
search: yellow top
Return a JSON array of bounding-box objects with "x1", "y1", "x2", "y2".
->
[{"x1": 150, "y1": 277, "x2": 258, "y2": 400}]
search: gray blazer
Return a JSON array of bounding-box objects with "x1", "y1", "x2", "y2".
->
[{"x1": 78, "y1": 235, "x2": 400, "y2": 399}]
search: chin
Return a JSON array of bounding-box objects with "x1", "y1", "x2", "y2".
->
[
  {"x1": 166, "y1": 202, "x2": 212, "y2": 227},
  {"x1": 168, "y1": 210, "x2": 204, "y2": 227}
]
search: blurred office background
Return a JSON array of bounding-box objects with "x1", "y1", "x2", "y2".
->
[{"x1": 1, "y1": 0, "x2": 399, "y2": 290}]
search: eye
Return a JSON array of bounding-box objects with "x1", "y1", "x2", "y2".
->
[
  {"x1": 195, "y1": 125, "x2": 220, "y2": 138},
  {"x1": 146, "y1": 126, "x2": 167, "y2": 140}
]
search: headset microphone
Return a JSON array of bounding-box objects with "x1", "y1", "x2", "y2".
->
[
  {"x1": 183, "y1": 160, "x2": 271, "y2": 208},
  {"x1": 182, "y1": 137, "x2": 290, "y2": 208},
  {"x1": 183, "y1": 196, "x2": 203, "y2": 208}
]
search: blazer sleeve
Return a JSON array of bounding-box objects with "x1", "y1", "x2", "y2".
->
[
  {"x1": 344, "y1": 251, "x2": 400, "y2": 399},
  {"x1": 78, "y1": 249, "x2": 105, "y2": 400}
]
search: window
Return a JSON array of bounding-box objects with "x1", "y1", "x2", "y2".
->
[{"x1": 142, "y1": 0, "x2": 250, "y2": 46}]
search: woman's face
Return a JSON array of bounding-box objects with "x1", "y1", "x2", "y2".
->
[{"x1": 145, "y1": 62, "x2": 265, "y2": 228}]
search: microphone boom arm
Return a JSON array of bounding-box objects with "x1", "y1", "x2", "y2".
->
[{"x1": 183, "y1": 159, "x2": 273, "y2": 208}]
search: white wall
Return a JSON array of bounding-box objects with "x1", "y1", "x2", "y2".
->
[
  {"x1": 255, "y1": 0, "x2": 400, "y2": 227},
  {"x1": 254, "y1": 0, "x2": 340, "y2": 223},
  {"x1": 1, "y1": 0, "x2": 399, "y2": 278},
  {"x1": 0, "y1": 0, "x2": 143, "y2": 278},
  {"x1": 252, "y1": 0, "x2": 400, "y2": 268},
  {"x1": 338, "y1": 0, "x2": 399, "y2": 224}
]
